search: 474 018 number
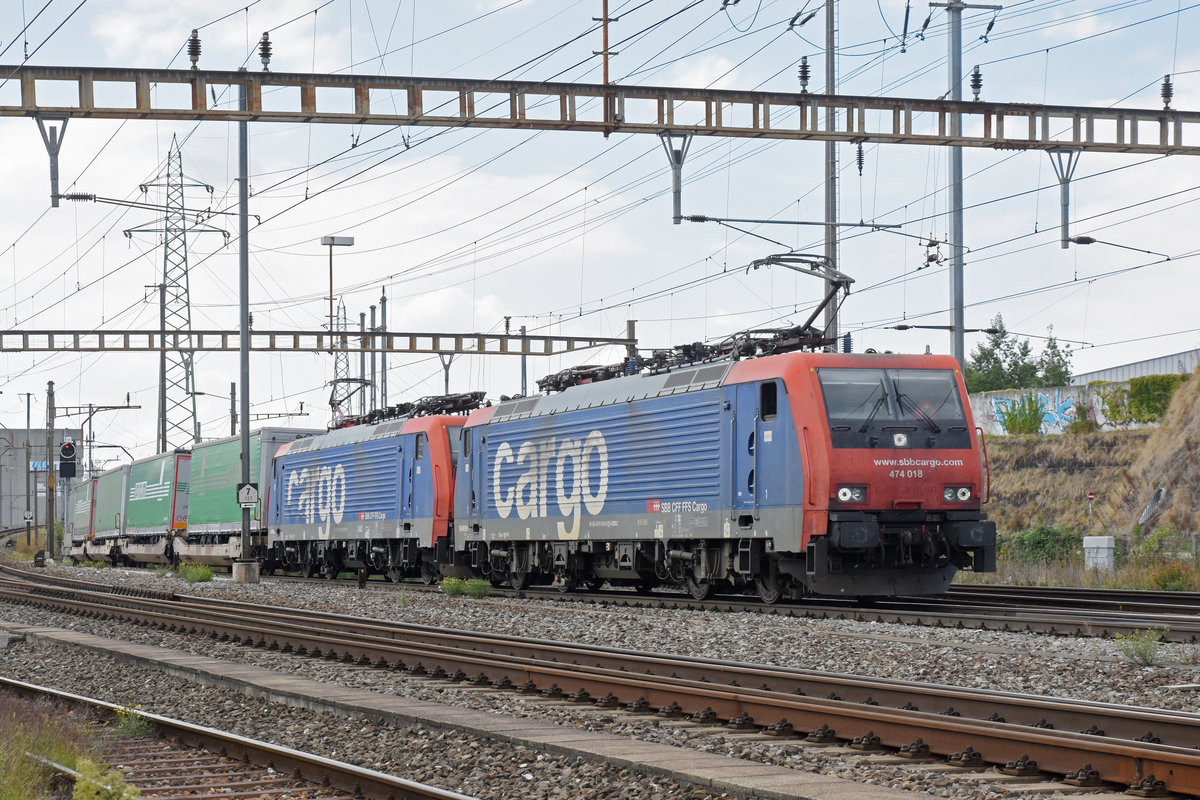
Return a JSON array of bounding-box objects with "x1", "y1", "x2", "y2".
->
[{"x1": 888, "y1": 469, "x2": 924, "y2": 478}]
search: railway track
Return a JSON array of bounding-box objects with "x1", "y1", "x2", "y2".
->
[
  {"x1": 10, "y1": 559, "x2": 1200, "y2": 639},
  {"x1": 2, "y1": 676, "x2": 477, "y2": 800},
  {"x1": 293, "y1": 570, "x2": 1200, "y2": 641},
  {"x1": 2, "y1": 562, "x2": 1199, "y2": 796}
]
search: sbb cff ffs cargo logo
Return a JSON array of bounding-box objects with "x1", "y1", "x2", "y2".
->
[{"x1": 492, "y1": 431, "x2": 609, "y2": 537}]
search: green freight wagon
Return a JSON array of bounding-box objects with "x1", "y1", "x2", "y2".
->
[
  {"x1": 121, "y1": 450, "x2": 191, "y2": 565},
  {"x1": 181, "y1": 428, "x2": 322, "y2": 566},
  {"x1": 89, "y1": 464, "x2": 129, "y2": 564},
  {"x1": 65, "y1": 476, "x2": 97, "y2": 563}
]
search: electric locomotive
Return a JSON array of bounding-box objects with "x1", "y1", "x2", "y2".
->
[
  {"x1": 266, "y1": 394, "x2": 480, "y2": 582},
  {"x1": 455, "y1": 348, "x2": 995, "y2": 599}
]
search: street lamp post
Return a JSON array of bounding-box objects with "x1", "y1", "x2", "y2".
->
[{"x1": 321, "y1": 236, "x2": 355, "y2": 346}]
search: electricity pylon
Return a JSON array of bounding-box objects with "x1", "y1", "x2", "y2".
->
[
  {"x1": 124, "y1": 136, "x2": 228, "y2": 451},
  {"x1": 328, "y1": 299, "x2": 363, "y2": 423}
]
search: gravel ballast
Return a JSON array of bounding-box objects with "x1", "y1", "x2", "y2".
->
[{"x1": 4, "y1": 562, "x2": 1199, "y2": 800}]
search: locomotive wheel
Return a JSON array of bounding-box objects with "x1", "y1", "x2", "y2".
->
[
  {"x1": 685, "y1": 575, "x2": 713, "y2": 601},
  {"x1": 583, "y1": 577, "x2": 605, "y2": 592},
  {"x1": 322, "y1": 562, "x2": 339, "y2": 580},
  {"x1": 385, "y1": 566, "x2": 403, "y2": 583},
  {"x1": 508, "y1": 571, "x2": 529, "y2": 590},
  {"x1": 300, "y1": 561, "x2": 317, "y2": 579},
  {"x1": 755, "y1": 574, "x2": 783, "y2": 605},
  {"x1": 636, "y1": 578, "x2": 656, "y2": 595},
  {"x1": 420, "y1": 562, "x2": 439, "y2": 585},
  {"x1": 554, "y1": 572, "x2": 577, "y2": 593}
]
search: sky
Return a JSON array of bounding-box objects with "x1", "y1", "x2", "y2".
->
[{"x1": 2, "y1": 0, "x2": 1199, "y2": 465}]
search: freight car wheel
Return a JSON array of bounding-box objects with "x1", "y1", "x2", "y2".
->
[{"x1": 685, "y1": 575, "x2": 713, "y2": 601}]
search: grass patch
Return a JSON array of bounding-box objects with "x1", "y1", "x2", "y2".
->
[
  {"x1": 440, "y1": 577, "x2": 492, "y2": 598},
  {"x1": 463, "y1": 578, "x2": 492, "y2": 598},
  {"x1": 1114, "y1": 627, "x2": 1166, "y2": 666},
  {"x1": 152, "y1": 566, "x2": 170, "y2": 578},
  {"x1": 112, "y1": 704, "x2": 153, "y2": 739},
  {"x1": 175, "y1": 562, "x2": 213, "y2": 583},
  {"x1": 0, "y1": 694, "x2": 98, "y2": 800}
]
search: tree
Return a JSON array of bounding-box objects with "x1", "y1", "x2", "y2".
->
[
  {"x1": 964, "y1": 315, "x2": 1073, "y2": 393},
  {"x1": 1037, "y1": 328, "x2": 1073, "y2": 388}
]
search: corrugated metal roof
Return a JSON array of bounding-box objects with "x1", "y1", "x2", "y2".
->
[{"x1": 1071, "y1": 348, "x2": 1200, "y2": 385}]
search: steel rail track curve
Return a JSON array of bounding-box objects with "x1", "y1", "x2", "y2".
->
[
  {"x1": 2, "y1": 565, "x2": 1199, "y2": 796},
  {"x1": 0, "y1": 676, "x2": 478, "y2": 800}
]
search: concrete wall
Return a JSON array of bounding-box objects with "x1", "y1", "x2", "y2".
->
[{"x1": 968, "y1": 384, "x2": 1133, "y2": 436}]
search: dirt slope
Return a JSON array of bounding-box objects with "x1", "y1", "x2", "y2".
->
[{"x1": 984, "y1": 368, "x2": 1200, "y2": 535}]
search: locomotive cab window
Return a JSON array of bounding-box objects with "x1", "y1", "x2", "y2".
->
[
  {"x1": 415, "y1": 434, "x2": 426, "y2": 460},
  {"x1": 760, "y1": 381, "x2": 778, "y2": 421},
  {"x1": 818, "y1": 367, "x2": 970, "y2": 450}
]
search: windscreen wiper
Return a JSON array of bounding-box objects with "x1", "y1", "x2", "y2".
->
[
  {"x1": 895, "y1": 392, "x2": 941, "y2": 433},
  {"x1": 857, "y1": 383, "x2": 890, "y2": 433}
]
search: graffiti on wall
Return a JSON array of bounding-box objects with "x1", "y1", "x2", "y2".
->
[{"x1": 990, "y1": 388, "x2": 1077, "y2": 434}]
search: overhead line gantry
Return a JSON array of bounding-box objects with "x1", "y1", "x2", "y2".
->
[{"x1": 2, "y1": 65, "x2": 1197, "y2": 154}]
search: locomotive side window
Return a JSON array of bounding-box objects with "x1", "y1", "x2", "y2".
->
[
  {"x1": 415, "y1": 434, "x2": 426, "y2": 460},
  {"x1": 760, "y1": 382, "x2": 778, "y2": 421},
  {"x1": 448, "y1": 429, "x2": 462, "y2": 472}
]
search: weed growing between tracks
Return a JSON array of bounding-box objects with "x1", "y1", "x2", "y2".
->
[
  {"x1": 71, "y1": 758, "x2": 139, "y2": 800},
  {"x1": 1114, "y1": 628, "x2": 1166, "y2": 666},
  {"x1": 0, "y1": 694, "x2": 97, "y2": 800}
]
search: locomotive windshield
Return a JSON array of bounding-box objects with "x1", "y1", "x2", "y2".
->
[{"x1": 818, "y1": 368, "x2": 970, "y2": 449}]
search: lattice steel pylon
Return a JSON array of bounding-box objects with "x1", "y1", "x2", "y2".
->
[
  {"x1": 124, "y1": 135, "x2": 228, "y2": 452},
  {"x1": 328, "y1": 299, "x2": 362, "y2": 424}
]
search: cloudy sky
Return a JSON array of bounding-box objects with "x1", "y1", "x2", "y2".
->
[{"x1": 2, "y1": 0, "x2": 1198, "y2": 464}]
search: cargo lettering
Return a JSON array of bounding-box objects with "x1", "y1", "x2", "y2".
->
[
  {"x1": 287, "y1": 463, "x2": 347, "y2": 536},
  {"x1": 493, "y1": 431, "x2": 609, "y2": 537}
]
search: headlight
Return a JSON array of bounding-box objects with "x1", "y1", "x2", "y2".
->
[
  {"x1": 837, "y1": 486, "x2": 867, "y2": 503},
  {"x1": 944, "y1": 486, "x2": 973, "y2": 502}
]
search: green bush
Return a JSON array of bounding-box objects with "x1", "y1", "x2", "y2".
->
[
  {"x1": 463, "y1": 578, "x2": 492, "y2": 598},
  {"x1": 72, "y1": 758, "x2": 141, "y2": 800},
  {"x1": 1149, "y1": 561, "x2": 1199, "y2": 591},
  {"x1": 999, "y1": 392, "x2": 1044, "y2": 435},
  {"x1": 1093, "y1": 381, "x2": 1136, "y2": 427},
  {"x1": 176, "y1": 562, "x2": 213, "y2": 583},
  {"x1": 1064, "y1": 404, "x2": 1101, "y2": 434},
  {"x1": 998, "y1": 524, "x2": 1083, "y2": 565},
  {"x1": 440, "y1": 577, "x2": 467, "y2": 596},
  {"x1": 1128, "y1": 374, "x2": 1189, "y2": 422}
]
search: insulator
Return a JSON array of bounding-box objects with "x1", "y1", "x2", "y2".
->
[
  {"x1": 187, "y1": 29, "x2": 201, "y2": 70},
  {"x1": 259, "y1": 32, "x2": 272, "y2": 72},
  {"x1": 970, "y1": 66, "x2": 982, "y2": 101},
  {"x1": 856, "y1": 142, "x2": 864, "y2": 176},
  {"x1": 798, "y1": 56, "x2": 810, "y2": 93},
  {"x1": 1162, "y1": 75, "x2": 1173, "y2": 109}
]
